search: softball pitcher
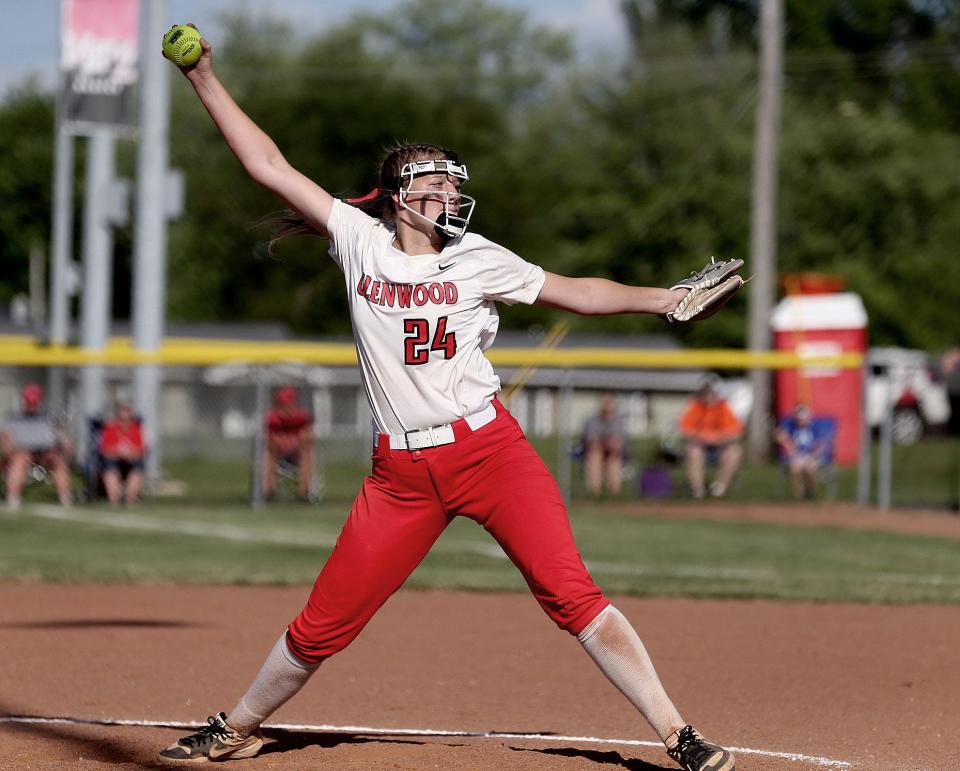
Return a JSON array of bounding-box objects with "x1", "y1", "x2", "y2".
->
[{"x1": 158, "y1": 28, "x2": 737, "y2": 771}]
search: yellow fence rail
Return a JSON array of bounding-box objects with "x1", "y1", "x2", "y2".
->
[{"x1": 0, "y1": 334, "x2": 864, "y2": 370}]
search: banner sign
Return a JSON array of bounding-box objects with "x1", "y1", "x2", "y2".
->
[{"x1": 60, "y1": 0, "x2": 140, "y2": 134}]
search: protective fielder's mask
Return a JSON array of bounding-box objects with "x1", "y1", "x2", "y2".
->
[{"x1": 395, "y1": 159, "x2": 475, "y2": 239}]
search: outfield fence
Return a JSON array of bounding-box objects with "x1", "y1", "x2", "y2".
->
[{"x1": 1, "y1": 335, "x2": 957, "y2": 511}]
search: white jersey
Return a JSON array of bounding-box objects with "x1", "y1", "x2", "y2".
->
[{"x1": 327, "y1": 198, "x2": 545, "y2": 434}]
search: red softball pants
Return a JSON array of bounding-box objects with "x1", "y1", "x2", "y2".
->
[{"x1": 286, "y1": 400, "x2": 609, "y2": 664}]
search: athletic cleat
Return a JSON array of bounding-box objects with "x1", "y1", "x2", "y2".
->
[
  {"x1": 666, "y1": 725, "x2": 736, "y2": 771},
  {"x1": 157, "y1": 712, "x2": 263, "y2": 764}
]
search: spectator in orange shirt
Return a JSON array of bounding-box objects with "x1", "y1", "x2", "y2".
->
[
  {"x1": 263, "y1": 386, "x2": 314, "y2": 501},
  {"x1": 100, "y1": 401, "x2": 147, "y2": 505},
  {"x1": 678, "y1": 378, "x2": 743, "y2": 498}
]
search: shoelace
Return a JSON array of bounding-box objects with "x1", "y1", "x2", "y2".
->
[
  {"x1": 181, "y1": 715, "x2": 235, "y2": 748},
  {"x1": 670, "y1": 727, "x2": 717, "y2": 765}
]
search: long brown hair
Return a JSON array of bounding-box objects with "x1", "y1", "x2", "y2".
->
[{"x1": 267, "y1": 142, "x2": 460, "y2": 250}]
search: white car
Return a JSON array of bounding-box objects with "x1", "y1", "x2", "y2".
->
[
  {"x1": 867, "y1": 347, "x2": 951, "y2": 445},
  {"x1": 706, "y1": 349, "x2": 949, "y2": 448}
]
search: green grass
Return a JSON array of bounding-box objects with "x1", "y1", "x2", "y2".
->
[
  {"x1": 886, "y1": 438, "x2": 960, "y2": 508},
  {"x1": 3, "y1": 498, "x2": 960, "y2": 604},
  {"x1": 532, "y1": 435, "x2": 960, "y2": 509},
  {"x1": 5, "y1": 435, "x2": 957, "y2": 602}
]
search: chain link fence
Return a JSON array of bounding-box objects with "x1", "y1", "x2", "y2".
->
[{"x1": 1, "y1": 353, "x2": 957, "y2": 510}]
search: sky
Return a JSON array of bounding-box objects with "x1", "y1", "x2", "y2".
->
[{"x1": 0, "y1": 0, "x2": 628, "y2": 97}]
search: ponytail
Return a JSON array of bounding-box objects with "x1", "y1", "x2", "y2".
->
[
  {"x1": 345, "y1": 186, "x2": 393, "y2": 220},
  {"x1": 265, "y1": 212, "x2": 323, "y2": 254},
  {"x1": 265, "y1": 141, "x2": 457, "y2": 251}
]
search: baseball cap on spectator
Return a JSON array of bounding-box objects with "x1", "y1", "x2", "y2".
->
[
  {"x1": 275, "y1": 386, "x2": 297, "y2": 406},
  {"x1": 21, "y1": 382, "x2": 43, "y2": 407}
]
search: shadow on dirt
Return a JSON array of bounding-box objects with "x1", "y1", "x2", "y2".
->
[
  {"x1": 259, "y1": 729, "x2": 467, "y2": 755},
  {"x1": 0, "y1": 618, "x2": 199, "y2": 630},
  {"x1": 0, "y1": 716, "x2": 674, "y2": 770},
  {"x1": 511, "y1": 744, "x2": 672, "y2": 769},
  {"x1": 0, "y1": 707, "x2": 143, "y2": 767},
  {"x1": 259, "y1": 729, "x2": 671, "y2": 769}
]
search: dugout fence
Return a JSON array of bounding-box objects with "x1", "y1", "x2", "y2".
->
[{"x1": 1, "y1": 335, "x2": 957, "y2": 511}]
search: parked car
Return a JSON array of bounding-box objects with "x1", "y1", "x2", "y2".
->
[
  {"x1": 866, "y1": 347, "x2": 951, "y2": 445},
  {"x1": 701, "y1": 349, "x2": 949, "y2": 449},
  {"x1": 659, "y1": 349, "x2": 949, "y2": 456}
]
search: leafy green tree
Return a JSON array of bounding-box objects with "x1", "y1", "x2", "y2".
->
[
  {"x1": 1, "y1": 0, "x2": 958, "y2": 355},
  {"x1": 611, "y1": 0, "x2": 960, "y2": 348},
  {"x1": 0, "y1": 89, "x2": 55, "y2": 308},
  {"x1": 625, "y1": 0, "x2": 960, "y2": 129},
  {"x1": 779, "y1": 100, "x2": 960, "y2": 349},
  {"x1": 511, "y1": 23, "x2": 755, "y2": 345},
  {"x1": 167, "y1": 0, "x2": 571, "y2": 334}
]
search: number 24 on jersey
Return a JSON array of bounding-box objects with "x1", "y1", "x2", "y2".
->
[{"x1": 403, "y1": 316, "x2": 457, "y2": 365}]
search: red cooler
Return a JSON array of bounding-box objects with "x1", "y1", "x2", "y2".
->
[{"x1": 771, "y1": 292, "x2": 868, "y2": 465}]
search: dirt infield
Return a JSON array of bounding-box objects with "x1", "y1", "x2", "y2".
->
[{"x1": 2, "y1": 581, "x2": 958, "y2": 770}]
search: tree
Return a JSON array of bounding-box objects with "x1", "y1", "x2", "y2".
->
[
  {"x1": 167, "y1": 0, "x2": 572, "y2": 334},
  {"x1": 779, "y1": 100, "x2": 960, "y2": 349},
  {"x1": 624, "y1": 1, "x2": 960, "y2": 130},
  {"x1": 609, "y1": 0, "x2": 960, "y2": 348},
  {"x1": 1, "y1": 0, "x2": 956, "y2": 353},
  {"x1": 0, "y1": 89, "x2": 55, "y2": 309}
]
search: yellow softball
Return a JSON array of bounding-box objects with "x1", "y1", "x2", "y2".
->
[{"x1": 162, "y1": 24, "x2": 202, "y2": 67}]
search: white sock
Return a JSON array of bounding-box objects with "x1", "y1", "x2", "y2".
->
[
  {"x1": 225, "y1": 634, "x2": 320, "y2": 735},
  {"x1": 578, "y1": 605, "x2": 684, "y2": 741}
]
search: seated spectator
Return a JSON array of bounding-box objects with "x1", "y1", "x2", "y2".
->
[
  {"x1": 1, "y1": 383, "x2": 73, "y2": 508},
  {"x1": 263, "y1": 386, "x2": 314, "y2": 501},
  {"x1": 99, "y1": 401, "x2": 147, "y2": 505},
  {"x1": 774, "y1": 403, "x2": 833, "y2": 500},
  {"x1": 678, "y1": 377, "x2": 744, "y2": 498},
  {"x1": 582, "y1": 393, "x2": 627, "y2": 497}
]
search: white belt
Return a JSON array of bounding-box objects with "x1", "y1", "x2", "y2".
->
[{"x1": 385, "y1": 403, "x2": 498, "y2": 450}]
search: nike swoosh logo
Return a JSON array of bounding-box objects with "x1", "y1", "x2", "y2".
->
[
  {"x1": 208, "y1": 740, "x2": 251, "y2": 759},
  {"x1": 438, "y1": 262, "x2": 457, "y2": 271},
  {"x1": 208, "y1": 744, "x2": 235, "y2": 759}
]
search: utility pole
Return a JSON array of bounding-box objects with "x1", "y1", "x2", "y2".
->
[
  {"x1": 54, "y1": 0, "x2": 140, "y2": 444},
  {"x1": 47, "y1": 123, "x2": 75, "y2": 418},
  {"x1": 29, "y1": 242, "x2": 47, "y2": 340},
  {"x1": 79, "y1": 130, "x2": 130, "y2": 450},
  {"x1": 747, "y1": 0, "x2": 784, "y2": 462},
  {"x1": 132, "y1": 0, "x2": 174, "y2": 481}
]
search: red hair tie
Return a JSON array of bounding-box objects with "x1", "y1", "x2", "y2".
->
[{"x1": 346, "y1": 187, "x2": 382, "y2": 204}]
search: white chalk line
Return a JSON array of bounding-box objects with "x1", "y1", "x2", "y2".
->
[
  {"x1": 21, "y1": 504, "x2": 960, "y2": 589},
  {"x1": 0, "y1": 714, "x2": 853, "y2": 767},
  {"x1": 23, "y1": 504, "x2": 340, "y2": 549}
]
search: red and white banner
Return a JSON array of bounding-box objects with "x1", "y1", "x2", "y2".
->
[{"x1": 60, "y1": 0, "x2": 140, "y2": 133}]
